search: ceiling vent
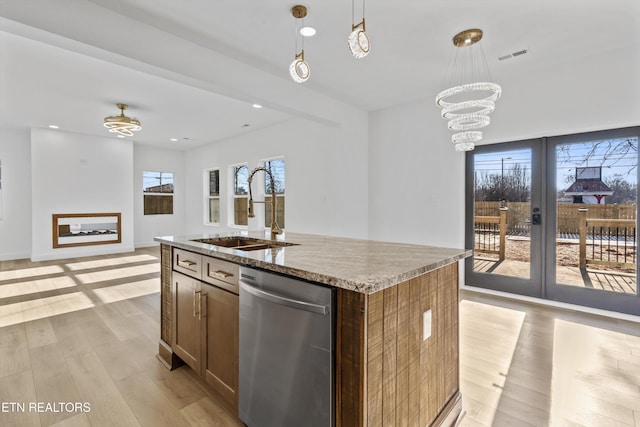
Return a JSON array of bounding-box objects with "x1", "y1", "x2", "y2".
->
[{"x1": 498, "y1": 49, "x2": 528, "y2": 61}]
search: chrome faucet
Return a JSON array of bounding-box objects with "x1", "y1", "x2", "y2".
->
[{"x1": 247, "y1": 166, "x2": 283, "y2": 240}]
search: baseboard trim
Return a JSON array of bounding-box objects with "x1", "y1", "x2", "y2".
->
[
  {"x1": 0, "y1": 252, "x2": 31, "y2": 261},
  {"x1": 431, "y1": 391, "x2": 463, "y2": 427}
]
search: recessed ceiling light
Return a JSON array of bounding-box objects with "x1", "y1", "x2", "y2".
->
[
  {"x1": 117, "y1": 135, "x2": 126, "y2": 138},
  {"x1": 49, "y1": 125, "x2": 59, "y2": 129},
  {"x1": 170, "y1": 138, "x2": 178, "y2": 142},
  {"x1": 300, "y1": 26, "x2": 316, "y2": 37},
  {"x1": 252, "y1": 104, "x2": 263, "y2": 109}
]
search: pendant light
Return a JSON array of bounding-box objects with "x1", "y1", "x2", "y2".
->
[
  {"x1": 435, "y1": 29, "x2": 501, "y2": 151},
  {"x1": 289, "y1": 5, "x2": 310, "y2": 83},
  {"x1": 348, "y1": 0, "x2": 370, "y2": 58}
]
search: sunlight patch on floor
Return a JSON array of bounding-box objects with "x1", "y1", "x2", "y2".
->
[
  {"x1": 459, "y1": 300, "x2": 526, "y2": 426},
  {"x1": 64, "y1": 254, "x2": 158, "y2": 271},
  {"x1": 549, "y1": 319, "x2": 640, "y2": 426},
  {"x1": 0, "y1": 276, "x2": 77, "y2": 300},
  {"x1": 0, "y1": 265, "x2": 64, "y2": 281},
  {"x1": 0, "y1": 292, "x2": 95, "y2": 327},
  {"x1": 92, "y1": 279, "x2": 159, "y2": 304},
  {"x1": 74, "y1": 264, "x2": 159, "y2": 285}
]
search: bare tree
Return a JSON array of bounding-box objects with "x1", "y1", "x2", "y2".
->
[
  {"x1": 475, "y1": 163, "x2": 530, "y2": 202},
  {"x1": 604, "y1": 174, "x2": 637, "y2": 204},
  {"x1": 556, "y1": 137, "x2": 638, "y2": 177}
]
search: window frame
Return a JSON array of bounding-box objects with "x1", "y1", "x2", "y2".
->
[
  {"x1": 263, "y1": 157, "x2": 285, "y2": 230},
  {"x1": 142, "y1": 170, "x2": 174, "y2": 216},
  {"x1": 230, "y1": 163, "x2": 249, "y2": 228},
  {"x1": 205, "y1": 168, "x2": 221, "y2": 225}
]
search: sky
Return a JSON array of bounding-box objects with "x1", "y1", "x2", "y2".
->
[{"x1": 474, "y1": 137, "x2": 638, "y2": 193}]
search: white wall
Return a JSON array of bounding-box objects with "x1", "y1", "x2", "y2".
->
[
  {"x1": 133, "y1": 144, "x2": 185, "y2": 247},
  {"x1": 30, "y1": 129, "x2": 134, "y2": 261},
  {"x1": 480, "y1": 45, "x2": 640, "y2": 144},
  {"x1": 368, "y1": 46, "x2": 640, "y2": 250},
  {"x1": 368, "y1": 99, "x2": 466, "y2": 249},
  {"x1": 0, "y1": 128, "x2": 32, "y2": 260},
  {"x1": 184, "y1": 114, "x2": 369, "y2": 239}
]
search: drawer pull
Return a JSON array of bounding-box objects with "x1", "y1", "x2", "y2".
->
[
  {"x1": 209, "y1": 269, "x2": 233, "y2": 280},
  {"x1": 178, "y1": 259, "x2": 197, "y2": 268}
]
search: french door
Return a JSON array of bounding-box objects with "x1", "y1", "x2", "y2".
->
[{"x1": 465, "y1": 127, "x2": 640, "y2": 316}]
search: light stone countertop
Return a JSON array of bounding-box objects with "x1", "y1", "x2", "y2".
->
[{"x1": 155, "y1": 231, "x2": 471, "y2": 294}]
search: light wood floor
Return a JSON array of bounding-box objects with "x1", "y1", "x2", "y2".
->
[
  {"x1": 1, "y1": 248, "x2": 639, "y2": 426},
  {"x1": 459, "y1": 290, "x2": 640, "y2": 427}
]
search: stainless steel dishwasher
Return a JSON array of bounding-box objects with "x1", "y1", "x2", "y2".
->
[{"x1": 239, "y1": 266, "x2": 334, "y2": 427}]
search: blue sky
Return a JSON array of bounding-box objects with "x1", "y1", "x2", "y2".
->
[{"x1": 474, "y1": 137, "x2": 638, "y2": 192}]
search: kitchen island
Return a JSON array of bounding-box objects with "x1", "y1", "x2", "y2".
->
[{"x1": 155, "y1": 232, "x2": 470, "y2": 427}]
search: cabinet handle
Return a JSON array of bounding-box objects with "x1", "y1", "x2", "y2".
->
[
  {"x1": 178, "y1": 259, "x2": 197, "y2": 268},
  {"x1": 199, "y1": 293, "x2": 207, "y2": 320},
  {"x1": 209, "y1": 269, "x2": 233, "y2": 280},
  {"x1": 193, "y1": 290, "x2": 201, "y2": 317}
]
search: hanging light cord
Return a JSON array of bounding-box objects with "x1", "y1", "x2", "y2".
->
[
  {"x1": 352, "y1": 0, "x2": 365, "y2": 26},
  {"x1": 294, "y1": 15, "x2": 304, "y2": 55}
]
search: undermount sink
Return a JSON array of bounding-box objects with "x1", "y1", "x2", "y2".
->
[{"x1": 190, "y1": 237, "x2": 299, "y2": 251}]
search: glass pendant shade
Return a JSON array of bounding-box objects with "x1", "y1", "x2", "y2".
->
[
  {"x1": 435, "y1": 29, "x2": 501, "y2": 151},
  {"x1": 348, "y1": 20, "x2": 370, "y2": 58},
  {"x1": 289, "y1": 54, "x2": 310, "y2": 83}
]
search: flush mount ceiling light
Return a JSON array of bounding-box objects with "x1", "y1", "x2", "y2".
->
[
  {"x1": 435, "y1": 29, "x2": 501, "y2": 152},
  {"x1": 289, "y1": 5, "x2": 311, "y2": 83},
  {"x1": 103, "y1": 103, "x2": 142, "y2": 137},
  {"x1": 348, "y1": 0, "x2": 370, "y2": 58}
]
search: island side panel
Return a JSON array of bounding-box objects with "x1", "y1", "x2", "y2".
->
[
  {"x1": 336, "y1": 288, "x2": 367, "y2": 427},
  {"x1": 337, "y1": 262, "x2": 460, "y2": 427},
  {"x1": 157, "y1": 244, "x2": 183, "y2": 370},
  {"x1": 160, "y1": 243, "x2": 172, "y2": 344}
]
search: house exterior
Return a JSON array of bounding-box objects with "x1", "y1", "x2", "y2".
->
[{"x1": 563, "y1": 167, "x2": 614, "y2": 204}]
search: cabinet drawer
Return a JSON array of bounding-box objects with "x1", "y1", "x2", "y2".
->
[
  {"x1": 173, "y1": 248, "x2": 202, "y2": 279},
  {"x1": 202, "y1": 255, "x2": 239, "y2": 294}
]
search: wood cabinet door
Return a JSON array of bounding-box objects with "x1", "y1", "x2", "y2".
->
[
  {"x1": 201, "y1": 283, "x2": 239, "y2": 411},
  {"x1": 172, "y1": 272, "x2": 201, "y2": 372}
]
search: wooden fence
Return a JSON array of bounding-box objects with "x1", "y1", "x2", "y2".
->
[
  {"x1": 578, "y1": 208, "x2": 636, "y2": 269},
  {"x1": 475, "y1": 201, "x2": 636, "y2": 235},
  {"x1": 474, "y1": 205, "x2": 637, "y2": 270},
  {"x1": 474, "y1": 208, "x2": 508, "y2": 260}
]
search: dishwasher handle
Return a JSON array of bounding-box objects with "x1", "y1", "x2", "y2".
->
[{"x1": 240, "y1": 281, "x2": 329, "y2": 315}]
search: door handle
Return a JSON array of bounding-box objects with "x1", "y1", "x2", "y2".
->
[
  {"x1": 194, "y1": 290, "x2": 201, "y2": 317},
  {"x1": 199, "y1": 293, "x2": 206, "y2": 320},
  {"x1": 240, "y1": 281, "x2": 329, "y2": 315},
  {"x1": 532, "y1": 207, "x2": 541, "y2": 225}
]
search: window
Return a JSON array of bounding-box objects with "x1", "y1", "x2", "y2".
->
[
  {"x1": 143, "y1": 171, "x2": 174, "y2": 215},
  {"x1": 233, "y1": 165, "x2": 248, "y2": 226},
  {"x1": 207, "y1": 169, "x2": 220, "y2": 224},
  {"x1": 264, "y1": 159, "x2": 285, "y2": 229}
]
